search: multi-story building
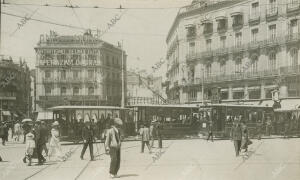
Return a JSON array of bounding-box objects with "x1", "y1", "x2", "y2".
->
[
  {"x1": 166, "y1": 0, "x2": 300, "y2": 107},
  {"x1": 0, "y1": 58, "x2": 31, "y2": 121},
  {"x1": 35, "y1": 30, "x2": 127, "y2": 111}
]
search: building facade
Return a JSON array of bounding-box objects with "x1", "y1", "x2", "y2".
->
[
  {"x1": 166, "y1": 0, "x2": 300, "y2": 107},
  {"x1": 35, "y1": 30, "x2": 127, "y2": 111},
  {"x1": 127, "y1": 70, "x2": 166, "y2": 105},
  {"x1": 0, "y1": 58, "x2": 31, "y2": 121}
]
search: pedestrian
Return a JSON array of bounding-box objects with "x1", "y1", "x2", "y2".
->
[
  {"x1": 257, "y1": 119, "x2": 262, "y2": 140},
  {"x1": 49, "y1": 121, "x2": 65, "y2": 162},
  {"x1": 207, "y1": 120, "x2": 213, "y2": 142},
  {"x1": 80, "y1": 120, "x2": 95, "y2": 161},
  {"x1": 0, "y1": 123, "x2": 5, "y2": 145},
  {"x1": 139, "y1": 123, "x2": 151, "y2": 153},
  {"x1": 14, "y1": 121, "x2": 22, "y2": 142},
  {"x1": 241, "y1": 122, "x2": 251, "y2": 153},
  {"x1": 105, "y1": 118, "x2": 123, "y2": 179},
  {"x1": 149, "y1": 121, "x2": 155, "y2": 148},
  {"x1": 231, "y1": 119, "x2": 242, "y2": 157},
  {"x1": 40, "y1": 121, "x2": 49, "y2": 156},
  {"x1": 156, "y1": 120, "x2": 163, "y2": 149},
  {"x1": 23, "y1": 127, "x2": 35, "y2": 166},
  {"x1": 34, "y1": 121, "x2": 47, "y2": 165},
  {"x1": 22, "y1": 122, "x2": 31, "y2": 144},
  {"x1": 265, "y1": 116, "x2": 272, "y2": 136},
  {"x1": 3, "y1": 123, "x2": 9, "y2": 145},
  {"x1": 283, "y1": 119, "x2": 290, "y2": 139},
  {"x1": 0, "y1": 154, "x2": 2, "y2": 162}
]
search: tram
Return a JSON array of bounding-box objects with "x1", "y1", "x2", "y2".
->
[
  {"x1": 274, "y1": 108, "x2": 300, "y2": 136},
  {"x1": 130, "y1": 104, "x2": 274, "y2": 138},
  {"x1": 47, "y1": 106, "x2": 134, "y2": 140}
]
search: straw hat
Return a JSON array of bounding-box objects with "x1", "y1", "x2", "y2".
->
[
  {"x1": 52, "y1": 121, "x2": 59, "y2": 126},
  {"x1": 114, "y1": 118, "x2": 123, "y2": 126}
]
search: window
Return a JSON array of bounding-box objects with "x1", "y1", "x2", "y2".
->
[
  {"x1": 88, "y1": 70, "x2": 94, "y2": 78},
  {"x1": 290, "y1": 48, "x2": 298, "y2": 66},
  {"x1": 73, "y1": 87, "x2": 79, "y2": 95},
  {"x1": 45, "y1": 86, "x2": 51, "y2": 95},
  {"x1": 205, "y1": 63, "x2": 212, "y2": 77},
  {"x1": 235, "y1": 58, "x2": 242, "y2": 73},
  {"x1": 61, "y1": 87, "x2": 67, "y2": 95},
  {"x1": 269, "y1": 52, "x2": 276, "y2": 70},
  {"x1": 251, "y1": 2, "x2": 259, "y2": 17},
  {"x1": 189, "y1": 42, "x2": 195, "y2": 55},
  {"x1": 251, "y1": 29, "x2": 259, "y2": 42},
  {"x1": 269, "y1": 0, "x2": 277, "y2": 13},
  {"x1": 288, "y1": 0, "x2": 299, "y2": 9},
  {"x1": 61, "y1": 70, "x2": 66, "y2": 79},
  {"x1": 203, "y1": 23, "x2": 213, "y2": 34},
  {"x1": 88, "y1": 87, "x2": 94, "y2": 95},
  {"x1": 220, "y1": 36, "x2": 226, "y2": 48},
  {"x1": 73, "y1": 70, "x2": 80, "y2": 79},
  {"x1": 45, "y1": 70, "x2": 51, "y2": 78},
  {"x1": 186, "y1": 26, "x2": 196, "y2": 37},
  {"x1": 233, "y1": 15, "x2": 243, "y2": 27},
  {"x1": 220, "y1": 61, "x2": 226, "y2": 75},
  {"x1": 250, "y1": 55, "x2": 258, "y2": 73},
  {"x1": 217, "y1": 19, "x2": 227, "y2": 31},
  {"x1": 269, "y1": 25, "x2": 276, "y2": 39},
  {"x1": 290, "y1": 19, "x2": 298, "y2": 34},
  {"x1": 235, "y1": 32, "x2": 242, "y2": 47},
  {"x1": 206, "y1": 39, "x2": 212, "y2": 51}
]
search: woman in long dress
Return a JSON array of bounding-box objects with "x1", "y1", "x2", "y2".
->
[
  {"x1": 241, "y1": 122, "x2": 250, "y2": 153},
  {"x1": 23, "y1": 128, "x2": 35, "y2": 166},
  {"x1": 48, "y1": 121, "x2": 65, "y2": 162}
]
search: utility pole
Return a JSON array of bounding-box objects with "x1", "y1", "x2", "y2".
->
[
  {"x1": 121, "y1": 40, "x2": 125, "y2": 108},
  {"x1": 202, "y1": 68, "x2": 204, "y2": 105},
  {"x1": 0, "y1": 0, "x2": 2, "y2": 54}
]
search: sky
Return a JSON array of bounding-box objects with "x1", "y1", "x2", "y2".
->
[{"x1": 1, "y1": 0, "x2": 192, "y2": 77}]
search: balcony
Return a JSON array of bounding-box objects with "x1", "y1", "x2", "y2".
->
[
  {"x1": 247, "y1": 41, "x2": 260, "y2": 50},
  {"x1": 39, "y1": 95, "x2": 101, "y2": 102},
  {"x1": 200, "y1": 50, "x2": 214, "y2": 58},
  {"x1": 266, "y1": 8, "x2": 278, "y2": 21},
  {"x1": 248, "y1": 13, "x2": 260, "y2": 25},
  {"x1": 285, "y1": 33, "x2": 300, "y2": 44},
  {"x1": 186, "y1": 52, "x2": 200, "y2": 62},
  {"x1": 287, "y1": 3, "x2": 300, "y2": 16},
  {"x1": 42, "y1": 77, "x2": 84, "y2": 84},
  {"x1": 193, "y1": 66, "x2": 300, "y2": 85}
]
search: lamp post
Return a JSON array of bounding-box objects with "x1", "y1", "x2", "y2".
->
[{"x1": 201, "y1": 68, "x2": 205, "y2": 105}]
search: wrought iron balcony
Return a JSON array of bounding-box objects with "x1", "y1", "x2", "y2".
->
[
  {"x1": 285, "y1": 33, "x2": 300, "y2": 43},
  {"x1": 186, "y1": 52, "x2": 201, "y2": 62},
  {"x1": 287, "y1": 3, "x2": 300, "y2": 15},
  {"x1": 193, "y1": 66, "x2": 300, "y2": 85},
  {"x1": 249, "y1": 13, "x2": 260, "y2": 25},
  {"x1": 266, "y1": 8, "x2": 278, "y2": 21}
]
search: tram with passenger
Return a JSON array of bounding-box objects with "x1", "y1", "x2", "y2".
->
[
  {"x1": 130, "y1": 104, "x2": 274, "y2": 138},
  {"x1": 47, "y1": 106, "x2": 134, "y2": 140},
  {"x1": 273, "y1": 108, "x2": 300, "y2": 136}
]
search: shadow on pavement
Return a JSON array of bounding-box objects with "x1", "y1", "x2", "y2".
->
[{"x1": 119, "y1": 174, "x2": 139, "y2": 178}]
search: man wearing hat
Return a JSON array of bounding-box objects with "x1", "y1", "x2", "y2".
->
[
  {"x1": 139, "y1": 123, "x2": 151, "y2": 153},
  {"x1": 35, "y1": 120, "x2": 47, "y2": 165},
  {"x1": 80, "y1": 119, "x2": 95, "y2": 161},
  {"x1": 231, "y1": 119, "x2": 243, "y2": 157},
  {"x1": 105, "y1": 118, "x2": 122, "y2": 178}
]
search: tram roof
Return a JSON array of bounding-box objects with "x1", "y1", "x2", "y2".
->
[
  {"x1": 48, "y1": 105, "x2": 129, "y2": 111},
  {"x1": 129, "y1": 103, "x2": 273, "y2": 109}
]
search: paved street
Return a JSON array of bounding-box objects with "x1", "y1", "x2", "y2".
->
[{"x1": 0, "y1": 138, "x2": 300, "y2": 180}]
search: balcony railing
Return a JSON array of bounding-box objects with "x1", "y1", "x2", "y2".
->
[
  {"x1": 39, "y1": 95, "x2": 101, "y2": 101},
  {"x1": 266, "y1": 8, "x2": 278, "y2": 21},
  {"x1": 285, "y1": 33, "x2": 300, "y2": 43},
  {"x1": 193, "y1": 66, "x2": 300, "y2": 85},
  {"x1": 42, "y1": 77, "x2": 86, "y2": 84},
  {"x1": 287, "y1": 3, "x2": 300, "y2": 14},
  {"x1": 249, "y1": 13, "x2": 260, "y2": 25}
]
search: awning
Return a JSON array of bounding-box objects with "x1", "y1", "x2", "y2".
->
[
  {"x1": 248, "y1": 86, "x2": 260, "y2": 90},
  {"x1": 215, "y1": 12, "x2": 227, "y2": 21},
  {"x1": 2, "y1": 111, "x2": 11, "y2": 116},
  {"x1": 37, "y1": 112, "x2": 53, "y2": 120},
  {"x1": 231, "y1": 7, "x2": 243, "y2": 16},
  {"x1": 232, "y1": 87, "x2": 244, "y2": 92}
]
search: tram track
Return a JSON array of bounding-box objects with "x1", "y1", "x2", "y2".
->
[{"x1": 22, "y1": 142, "x2": 139, "y2": 180}]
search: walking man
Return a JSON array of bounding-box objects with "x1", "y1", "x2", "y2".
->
[
  {"x1": 156, "y1": 120, "x2": 163, "y2": 149},
  {"x1": 35, "y1": 121, "x2": 47, "y2": 165},
  {"x1": 105, "y1": 118, "x2": 122, "y2": 178},
  {"x1": 231, "y1": 119, "x2": 242, "y2": 157},
  {"x1": 139, "y1": 123, "x2": 151, "y2": 153},
  {"x1": 80, "y1": 121, "x2": 95, "y2": 161},
  {"x1": 207, "y1": 121, "x2": 213, "y2": 142},
  {"x1": 149, "y1": 121, "x2": 155, "y2": 148}
]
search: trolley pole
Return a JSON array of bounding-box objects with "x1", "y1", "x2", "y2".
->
[
  {"x1": 202, "y1": 68, "x2": 204, "y2": 105},
  {"x1": 0, "y1": 0, "x2": 2, "y2": 53}
]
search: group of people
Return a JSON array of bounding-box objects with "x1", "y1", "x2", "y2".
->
[{"x1": 139, "y1": 121, "x2": 164, "y2": 153}]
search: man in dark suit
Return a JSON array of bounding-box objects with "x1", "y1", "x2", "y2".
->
[
  {"x1": 139, "y1": 124, "x2": 151, "y2": 153},
  {"x1": 231, "y1": 119, "x2": 242, "y2": 157},
  {"x1": 80, "y1": 121, "x2": 95, "y2": 161},
  {"x1": 35, "y1": 121, "x2": 47, "y2": 165},
  {"x1": 207, "y1": 121, "x2": 213, "y2": 142},
  {"x1": 105, "y1": 118, "x2": 122, "y2": 178},
  {"x1": 156, "y1": 121, "x2": 163, "y2": 148}
]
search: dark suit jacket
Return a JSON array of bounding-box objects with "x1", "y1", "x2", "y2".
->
[
  {"x1": 82, "y1": 125, "x2": 95, "y2": 142},
  {"x1": 231, "y1": 124, "x2": 242, "y2": 140}
]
